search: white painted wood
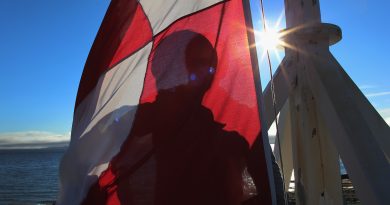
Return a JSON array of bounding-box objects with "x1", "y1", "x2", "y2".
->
[
  {"x1": 284, "y1": 0, "x2": 321, "y2": 28},
  {"x1": 280, "y1": 0, "x2": 390, "y2": 204},
  {"x1": 316, "y1": 107, "x2": 343, "y2": 205},
  {"x1": 304, "y1": 51, "x2": 390, "y2": 204},
  {"x1": 273, "y1": 99, "x2": 294, "y2": 191},
  {"x1": 262, "y1": 0, "x2": 390, "y2": 204},
  {"x1": 327, "y1": 54, "x2": 390, "y2": 160},
  {"x1": 263, "y1": 56, "x2": 297, "y2": 131},
  {"x1": 287, "y1": 53, "x2": 342, "y2": 204}
]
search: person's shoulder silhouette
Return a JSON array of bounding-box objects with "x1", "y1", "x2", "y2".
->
[{"x1": 82, "y1": 30, "x2": 250, "y2": 205}]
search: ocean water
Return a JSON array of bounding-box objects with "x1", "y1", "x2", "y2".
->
[
  {"x1": 0, "y1": 148, "x2": 65, "y2": 205},
  {"x1": 0, "y1": 147, "x2": 349, "y2": 205}
]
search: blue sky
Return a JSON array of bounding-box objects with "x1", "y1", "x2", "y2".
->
[
  {"x1": 0, "y1": 1, "x2": 110, "y2": 134},
  {"x1": 0, "y1": 0, "x2": 388, "y2": 148},
  {"x1": 254, "y1": 0, "x2": 390, "y2": 124}
]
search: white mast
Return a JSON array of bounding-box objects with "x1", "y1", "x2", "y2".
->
[{"x1": 262, "y1": 0, "x2": 390, "y2": 204}]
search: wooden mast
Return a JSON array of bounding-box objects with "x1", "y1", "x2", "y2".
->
[{"x1": 262, "y1": 0, "x2": 390, "y2": 204}]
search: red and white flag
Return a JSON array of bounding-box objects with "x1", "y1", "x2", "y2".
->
[{"x1": 58, "y1": 0, "x2": 275, "y2": 204}]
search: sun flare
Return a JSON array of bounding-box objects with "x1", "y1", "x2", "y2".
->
[
  {"x1": 256, "y1": 28, "x2": 282, "y2": 51},
  {"x1": 253, "y1": 11, "x2": 288, "y2": 62}
]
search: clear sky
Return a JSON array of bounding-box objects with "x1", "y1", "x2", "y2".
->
[
  {"x1": 0, "y1": 0, "x2": 388, "y2": 148},
  {"x1": 254, "y1": 0, "x2": 390, "y2": 123}
]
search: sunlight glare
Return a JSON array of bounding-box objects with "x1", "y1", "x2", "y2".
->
[
  {"x1": 255, "y1": 11, "x2": 285, "y2": 52},
  {"x1": 257, "y1": 28, "x2": 282, "y2": 51}
]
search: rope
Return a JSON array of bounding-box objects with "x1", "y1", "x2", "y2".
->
[{"x1": 259, "y1": 0, "x2": 288, "y2": 204}]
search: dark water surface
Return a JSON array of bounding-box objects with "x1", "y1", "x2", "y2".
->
[{"x1": 0, "y1": 148, "x2": 65, "y2": 205}]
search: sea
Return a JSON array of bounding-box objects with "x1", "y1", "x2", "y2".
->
[
  {"x1": 0, "y1": 146, "x2": 348, "y2": 205},
  {"x1": 0, "y1": 148, "x2": 66, "y2": 205}
]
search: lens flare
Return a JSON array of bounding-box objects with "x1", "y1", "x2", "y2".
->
[
  {"x1": 257, "y1": 28, "x2": 282, "y2": 51},
  {"x1": 253, "y1": 11, "x2": 288, "y2": 62}
]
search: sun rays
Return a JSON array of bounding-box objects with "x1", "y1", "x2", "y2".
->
[{"x1": 254, "y1": 11, "x2": 285, "y2": 62}]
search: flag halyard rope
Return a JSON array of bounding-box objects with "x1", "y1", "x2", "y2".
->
[{"x1": 259, "y1": 0, "x2": 288, "y2": 204}]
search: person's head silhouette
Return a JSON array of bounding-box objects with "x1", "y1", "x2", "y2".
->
[{"x1": 151, "y1": 30, "x2": 217, "y2": 103}]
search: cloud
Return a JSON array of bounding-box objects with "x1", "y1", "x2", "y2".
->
[
  {"x1": 366, "y1": 91, "x2": 390, "y2": 97},
  {"x1": 358, "y1": 84, "x2": 377, "y2": 90},
  {"x1": 385, "y1": 118, "x2": 390, "y2": 125},
  {"x1": 0, "y1": 131, "x2": 70, "y2": 149},
  {"x1": 378, "y1": 108, "x2": 390, "y2": 126}
]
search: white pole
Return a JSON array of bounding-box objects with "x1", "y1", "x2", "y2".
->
[
  {"x1": 275, "y1": 0, "x2": 390, "y2": 204},
  {"x1": 242, "y1": 0, "x2": 277, "y2": 204}
]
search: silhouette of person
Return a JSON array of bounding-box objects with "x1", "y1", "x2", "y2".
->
[
  {"x1": 136, "y1": 30, "x2": 250, "y2": 204},
  {"x1": 83, "y1": 30, "x2": 254, "y2": 205}
]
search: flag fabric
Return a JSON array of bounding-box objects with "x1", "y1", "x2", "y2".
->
[{"x1": 58, "y1": 0, "x2": 275, "y2": 204}]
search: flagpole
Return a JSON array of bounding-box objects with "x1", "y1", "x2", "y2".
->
[{"x1": 242, "y1": 0, "x2": 277, "y2": 204}]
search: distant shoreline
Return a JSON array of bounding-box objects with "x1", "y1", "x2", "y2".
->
[{"x1": 0, "y1": 146, "x2": 68, "y2": 152}]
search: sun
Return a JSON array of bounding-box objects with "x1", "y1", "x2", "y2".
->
[
  {"x1": 253, "y1": 11, "x2": 287, "y2": 62},
  {"x1": 256, "y1": 27, "x2": 282, "y2": 51}
]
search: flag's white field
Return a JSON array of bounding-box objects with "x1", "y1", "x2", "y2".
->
[
  {"x1": 59, "y1": 43, "x2": 153, "y2": 204},
  {"x1": 139, "y1": 0, "x2": 223, "y2": 34}
]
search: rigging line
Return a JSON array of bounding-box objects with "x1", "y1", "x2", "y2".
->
[{"x1": 259, "y1": 0, "x2": 288, "y2": 203}]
